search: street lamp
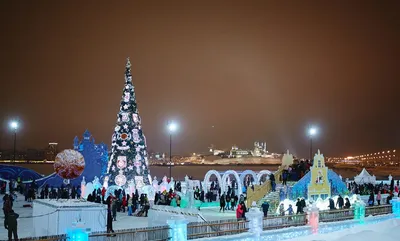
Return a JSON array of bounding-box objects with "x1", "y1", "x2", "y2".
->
[
  {"x1": 167, "y1": 121, "x2": 178, "y2": 179},
  {"x1": 9, "y1": 120, "x2": 19, "y2": 163},
  {"x1": 308, "y1": 127, "x2": 317, "y2": 160}
]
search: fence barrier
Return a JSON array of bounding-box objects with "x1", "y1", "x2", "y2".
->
[
  {"x1": 365, "y1": 204, "x2": 392, "y2": 216},
  {"x1": 263, "y1": 213, "x2": 307, "y2": 230},
  {"x1": 89, "y1": 225, "x2": 170, "y2": 241},
  {"x1": 187, "y1": 219, "x2": 249, "y2": 240},
  {"x1": 319, "y1": 208, "x2": 355, "y2": 222}
]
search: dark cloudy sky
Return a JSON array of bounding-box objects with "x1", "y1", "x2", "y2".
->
[{"x1": 0, "y1": 1, "x2": 399, "y2": 157}]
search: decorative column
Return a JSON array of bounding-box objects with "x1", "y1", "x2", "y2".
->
[
  {"x1": 246, "y1": 202, "x2": 263, "y2": 241},
  {"x1": 306, "y1": 203, "x2": 319, "y2": 234},
  {"x1": 80, "y1": 177, "x2": 86, "y2": 199},
  {"x1": 353, "y1": 201, "x2": 365, "y2": 224},
  {"x1": 167, "y1": 215, "x2": 188, "y2": 241},
  {"x1": 391, "y1": 198, "x2": 400, "y2": 218},
  {"x1": 67, "y1": 221, "x2": 89, "y2": 241}
]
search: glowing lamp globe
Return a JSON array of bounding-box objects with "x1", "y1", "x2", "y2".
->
[
  {"x1": 10, "y1": 121, "x2": 18, "y2": 130},
  {"x1": 309, "y1": 127, "x2": 317, "y2": 136},
  {"x1": 168, "y1": 122, "x2": 178, "y2": 132}
]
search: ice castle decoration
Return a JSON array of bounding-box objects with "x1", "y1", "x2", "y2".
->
[
  {"x1": 289, "y1": 150, "x2": 348, "y2": 200},
  {"x1": 2, "y1": 130, "x2": 109, "y2": 188}
]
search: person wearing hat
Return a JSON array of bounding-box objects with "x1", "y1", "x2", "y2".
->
[
  {"x1": 261, "y1": 200, "x2": 270, "y2": 217},
  {"x1": 4, "y1": 209, "x2": 19, "y2": 241}
]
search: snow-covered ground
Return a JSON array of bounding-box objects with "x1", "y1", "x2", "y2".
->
[
  {"x1": 196, "y1": 215, "x2": 399, "y2": 241},
  {"x1": 286, "y1": 217, "x2": 400, "y2": 241},
  {"x1": 0, "y1": 195, "x2": 236, "y2": 240}
]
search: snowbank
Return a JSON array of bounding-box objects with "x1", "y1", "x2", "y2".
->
[{"x1": 286, "y1": 218, "x2": 400, "y2": 241}]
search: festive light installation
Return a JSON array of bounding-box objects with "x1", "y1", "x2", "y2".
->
[
  {"x1": 167, "y1": 217, "x2": 188, "y2": 241},
  {"x1": 67, "y1": 229, "x2": 88, "y2": 241},
  {"x1": 106, "y1": 58, "x2": 151, "y2": 186},
  {"x1": 307, "y1": 203, "x2": 319, "y2": 234},
  {"x1": 392, "y1": 198, "x2": 400, "y2": 218},
  {"x1": 54, "y1": 149, "x2": 85, "y2": 180},
  {"x1": 353, "y1": 202, "x2": 365, "y2": 224}
]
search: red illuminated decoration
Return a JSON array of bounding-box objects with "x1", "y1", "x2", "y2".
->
[{"x1": 54, "y1": 149, "x2": 85, "y2": 180}]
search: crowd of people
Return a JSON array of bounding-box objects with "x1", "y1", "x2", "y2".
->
[
  {"x1": 2, "y1": 172, "x2": 400, "y2": 239},
  {"x1": 281, "y1": 160, "x2": 312, "y2": 184},
  {"x1": 348, "y1": 180, "x2": 400, "y2": 206},
  {"x1": 85, "y1": 187, "x2": 151, "y2": 234}
]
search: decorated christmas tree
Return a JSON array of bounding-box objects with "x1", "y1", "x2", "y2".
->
[{"x1": 106, "y1": 58, "x2": 151, "y2": 187}]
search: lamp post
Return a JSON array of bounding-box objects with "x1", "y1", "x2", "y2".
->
[
  {"x1": 308, "y1": 127, "x2": 317, "y2": 160},
  {"x1": 167, "y1": 122, "x2": 178, "y2": 179},
  {"x1": 9, "y1": 121, "x2": 19, "y2": 163}
]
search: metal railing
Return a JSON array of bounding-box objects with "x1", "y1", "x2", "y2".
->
[
  {"x1": 187, "y1": 219, "x2": 249, "y2": 240},
  {"x1": 319, "y1": 208, "x2": 354, "y2": 222},
  {"x1": 16, "y1": 235, "x2": 67, "y2": 241},
  {"x1": 88, "y1": 226, "x2": 170, "y2": 241},
  {"x1": 365, "y1": 204, "x2": 392, "y2": 216},
  {"x1": 263, "y1": 213, "x2": 307, "y2": 230}
]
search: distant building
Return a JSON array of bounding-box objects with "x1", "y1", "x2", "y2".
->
[
  {"x1": 229, "y1": 146, "x2": 251, "y2": 158},
  {"x1": 45, "y1": 143, "x2": 58, "y2": 161},
  {"x1": 253, "y1": 141, "x2": 267, "y2": 157},
  {"x1": 0, "y1": 142, "x2": 59, "y2": 162}
]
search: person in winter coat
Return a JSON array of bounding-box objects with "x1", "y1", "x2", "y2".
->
[
  {"x1": 328, "y1": 198, "x2": 335, "y2": 210},
  {"x1": 4, "y1": 209, "x2": 19, "y2": 241},
  {"x1": 296, "y1": 198, "x2": 302, "y2": 214},
  {"x1": 127, "y1": 196, "x2": 133, "y2": 216},
  {"x1": 270, "y1": 174, "x2": 276, "y2": 192},
  {"x1": 300, "y1": 198, "x2": 306, "y2": 213},
  {"x1": 143, "y1": 198, "x2": 150, "y2": 217},
  {"x1": 261, "y1": 201, "x2": 269, "y2": 217},
  {"x1": 279, "y1": 203, "x2": 285, "y2": 216},
  {"x1": 219, "y1": 193, "x2": 226, "y2": 212},
  {"x1": 376, "y1": 191, "x2": 382, "y2": 205},
  {"x1": 111, "y1": 198, "x2": 117, "y2": 221},
  {"x1": 368, "y1": 193, "x2": 375, "y2": 206},
  {"x1": 344, "y1": 198, "x2": 351, "y2": 209},
  {"x1": 286, "y1": 204, "x2": 294, "y2": 215},
  {"x1": 240, "y1": 201, "x2": 246, "y2": 219},
  {"x1": 121, "y1": 196, "x2": 127, "y2": 212},
  {"x1": 336, "y1": 195, "x2": 344, "y2": 209},
  {"x1": 236, "y1": 204, "x2": 243, "y2": 220},
  {"x1": 106, "y1": 196, "x2": 115, "y2": 235}
]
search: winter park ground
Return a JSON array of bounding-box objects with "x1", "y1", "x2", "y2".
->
[
  {"x1": 2, "y1": 196, "x2": 400, "y2": 241},
  {"x1": 0, "y1": 195, "x2": 237, "y2": 240}
]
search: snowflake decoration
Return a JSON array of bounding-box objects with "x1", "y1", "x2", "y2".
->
[
  {"x1": 122, "y1": 141, "x2": 127, "y2": 146},
  {"x1": 123, "y1": 124, "x2": 128, "y2": 129},
  {"x1": 128, "y1": 165, "x2": 133, "y2": 171},
  {"x1": 123, "y1": 104, "x2": 129, "y2": 110},
  {"x1": 111, "y1": 165, "x2": 116, "y2": 171}
]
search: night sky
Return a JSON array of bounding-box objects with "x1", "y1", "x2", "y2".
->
[{"x1": 0, "y1": 1, "x2": 399, "y2": 158}]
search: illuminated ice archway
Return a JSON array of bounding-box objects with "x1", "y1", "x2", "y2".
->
[
  {"x1": 203, "y1": 170, "x2": 223, "y2": 192},
  {"x1": 257, "y1": 170, "x2": 272, "y2": 183},
  {"x1": 221, "y1": 170, "x2": 243, "y2": 196},
  {"x1": 239, "y1": 170, "x2": 258, "y2": 186}
]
